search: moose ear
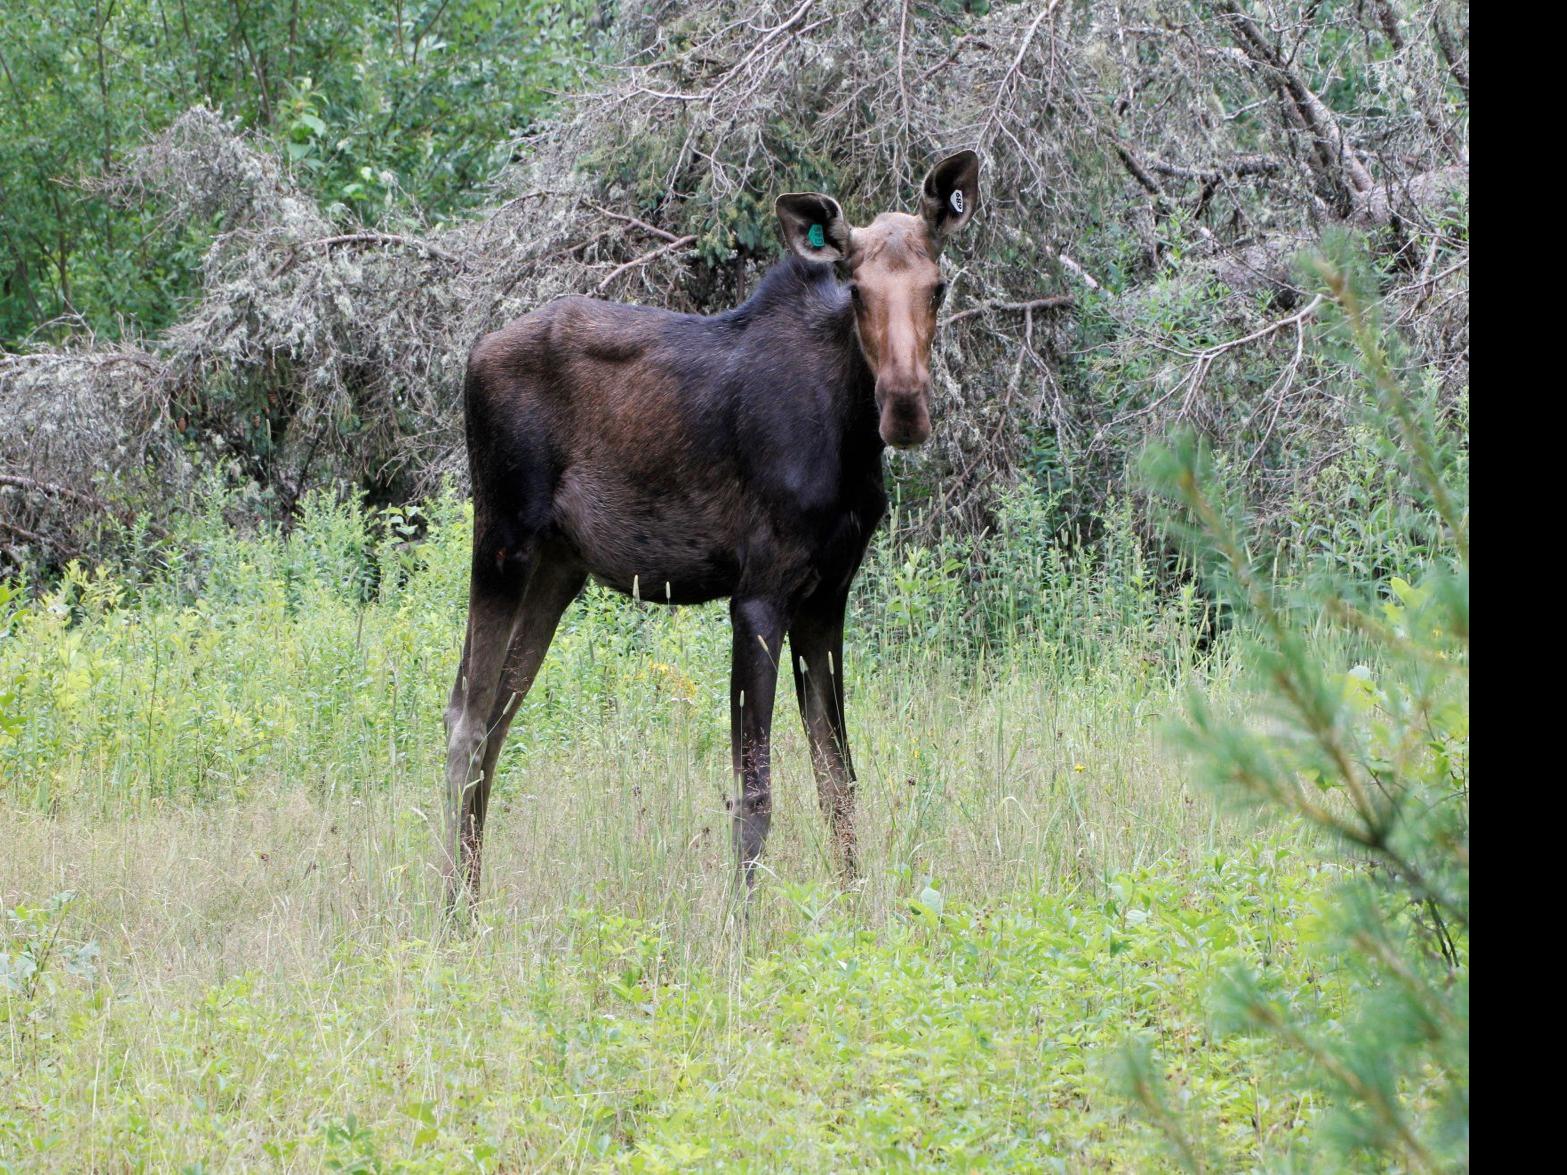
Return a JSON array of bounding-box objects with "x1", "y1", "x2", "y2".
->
[
  {"x1": 920, "y1": 150, "x2": 981, "y2": 246},
  {"x1": 775, "y1": 192, "x2": 852, "y2": 263}
]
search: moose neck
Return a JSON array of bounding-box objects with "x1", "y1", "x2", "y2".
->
[{"x1": 730, "y1": 257, "x2": 883, "y2": 459}]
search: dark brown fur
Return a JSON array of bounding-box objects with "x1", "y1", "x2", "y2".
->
[{"x1": 444, "y1": 154, "x2": 981, "y2": 903}]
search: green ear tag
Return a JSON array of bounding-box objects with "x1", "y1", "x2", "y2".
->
[{"x1": 807, "y1": 223, "x2": 825, "y2": 249}]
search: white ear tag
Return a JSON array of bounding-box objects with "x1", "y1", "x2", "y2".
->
[{"x1": 950, "y1": 189, "x2": 965, "y2": 216}]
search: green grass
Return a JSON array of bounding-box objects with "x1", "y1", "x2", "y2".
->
[
  {"x1": 2, "y1": 835, "x2": 1340, "y2": 1171},
  {"x1": 3, "y1": 490, "x2": 1361, "y2": 1170}
]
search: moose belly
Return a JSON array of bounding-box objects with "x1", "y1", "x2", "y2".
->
[
  {"x1": 589, "y1": 562, "x2": 738, "y2": 606},
  {"x1": 554, "y1": 470, "x2": 743, "y2": 605},
  {"x1": 582, "y1": 540, "x2": 741, "y2": 606}
]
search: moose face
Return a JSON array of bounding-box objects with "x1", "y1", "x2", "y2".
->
[{"x1": 775, "y1": 151, "x2": 981, "y2": 449}]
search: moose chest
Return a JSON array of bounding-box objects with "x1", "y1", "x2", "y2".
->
[{"x1": 554, "y1": 409, "x2": 886, "y2": 608}]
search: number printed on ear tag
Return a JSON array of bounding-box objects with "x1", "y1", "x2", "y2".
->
[{"x1": 950, "y1": 190, "x2": 964, "y2": 216}]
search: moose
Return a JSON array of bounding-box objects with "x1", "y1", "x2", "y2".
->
[{"x1": 444, "y1": 151, "x2": 981, "y2": 903}]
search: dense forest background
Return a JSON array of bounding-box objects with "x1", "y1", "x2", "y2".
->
[
  {"x1": 1, "y1": 0, "x2": 1467, "y2": 582},
  {"x1": 0, "y1": 0, "x2": 596, "y2": 341}
]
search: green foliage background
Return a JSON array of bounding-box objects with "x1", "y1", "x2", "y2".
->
[{"x1": 0, "y1": 0, "x2": 594, "y2": 344}]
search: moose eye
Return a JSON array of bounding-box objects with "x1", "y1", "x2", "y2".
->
[{"x1": 932, "y1": 281, "x2": 948, "y2": 308}]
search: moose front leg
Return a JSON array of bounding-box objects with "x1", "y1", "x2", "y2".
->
[
  {"x1": 790, "y1": 590, "x2": 859, "y2": 879},
  {"x1": 729, "y1": 596, "x2": 788, "y2": 888}
]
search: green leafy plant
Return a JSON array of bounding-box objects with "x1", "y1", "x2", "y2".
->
[{"x1": 1123, "y1": 235, "x2": 1468, "y2": 1170}]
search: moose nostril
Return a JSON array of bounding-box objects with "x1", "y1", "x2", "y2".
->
[
  {"x1": 881, "y1": 423, "x2": 931, "y2": 449},
  {"x1": 879, "y1": 393, "x2": 931, "y2": 448}
]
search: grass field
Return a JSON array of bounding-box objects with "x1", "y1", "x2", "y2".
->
[{"x1": 3, "y1": 492, "x2": 1379, "y2": 1170}]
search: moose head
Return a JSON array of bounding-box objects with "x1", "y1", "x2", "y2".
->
[{"x1": 775, "y1": 150, "x2": 981, "y2": 449}]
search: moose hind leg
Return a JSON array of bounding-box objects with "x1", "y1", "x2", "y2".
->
[
  {"x1": 444, "y1": 542, "x2": 532, "y2": 904},
  {"x1": 470, "y1": 560, "x2": 586, "y2": 829}
]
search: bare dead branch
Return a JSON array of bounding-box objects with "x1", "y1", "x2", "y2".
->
[
  {"x1": 585, "y1": 204, "x2": 685, "y2": 243},
  {"x1": 592, "y1": 235, "x2": 698, "y2": 294},
  {"x1": 0, "y1": 472, "x2": 171, "y2": 538},
  {"x1": 1148, "y1": 155, "x2": 1284, "y2": 183},
  {"x1": 1214, "y1": 0, "x2": 1375, "y2": 197},
  {"x1": 1432, "y1": 12, "x2": 1469, "y2": 99},
  {"x1": 302, "y1": 233, "x2": 464, "y2": 265},
  {"x1": 944, "y1": 296, "x2": 1073, "y2": 326}
]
